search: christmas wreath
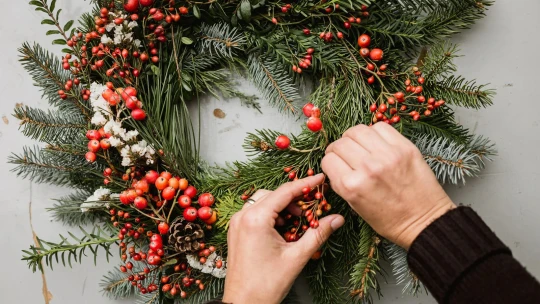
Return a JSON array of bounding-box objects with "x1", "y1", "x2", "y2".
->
[{"x1": 13, "y1": 0, "x2": 495, "y2": 303}]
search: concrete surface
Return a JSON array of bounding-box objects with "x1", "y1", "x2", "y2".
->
[{"x1": 1, "y1": 0, "x2": 539, "y2": 303}]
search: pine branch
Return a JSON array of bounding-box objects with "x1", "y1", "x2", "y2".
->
[
  {"x1": 401, "y1": 108, "x2": 471, "y2": 144},
  {"x1": 413, "y1": 133, "x2": 495, "y2": 184},
  {"x1": 385, "y1": 242, "x2": 425, "y2": 296},
  {"x1": 421, "y1": 42, "x2": 460, "y2": 80},
  {"x1": 101, "y1": 264, "x2": 160, "y2": 300},
  {"x1": 426, "y1": 75, "x2": 494, "y2": 109},
  {"x1": 22, "y1": 226, "x2": 118, "y2": 273},
  {"x1": 348, "y1": 225, "x2": 382, "y2": 304},
  {"x1": 18, "y1": 43, "x2": 91, "y2": 118},
  {"x1": 14, "y1": 106, "x2": 86, "y2": 143},
  {"x1": 247, "y1": 54, "x2": 300, "y2": 112},
  {"x1": 9, "y1": 146, "x2": 105, "y2": 188},
  {"x1": 198, "y1": 23, "x2": 246, "y2": 58},
  {"x1": 49, "y1": 191, "x2": 109, "y2": 226}
]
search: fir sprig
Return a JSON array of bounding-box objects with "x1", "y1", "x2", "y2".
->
[{"x1": 22, "y1": 226, "x2": 118, "y2": 273}]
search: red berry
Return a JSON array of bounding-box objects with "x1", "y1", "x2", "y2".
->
[
  {"x1": 134, "y1": 197, "x2": 148, "y2": 209},
  {"x1": 370, "y1": 48, "x2": 384, "y2": 61},
  {"x1": 198, "y1": 193, "x2": 215, "y2": 207},
  {"x1": 100, "y1": 139, "x2": 111, "y2": 150},
  {"x1": 370, "y1": 104, "x2": 377, "y2": 112},
  {"x1": 394, "y1": 92, "x2": 405, "y2": 100},
  {"x1": 275, "y1": 135, "x2": 291, "y2": 150},
  {"x1": 184, "y1": 186, "x2": 197, "y2": 198},
  {"x1": 155, "y1": 177, "x2": 168, "y2": 190},
  {"x1": 178, "y1": 195, "x2": 192, "y2": 208},
  {"x1": 302, "y1": 103, "x2": 315, "y2": 117},
  {"x1": 158, "y1": 222, "x2": 169, "y2": 235},
  {"x1": 145, "y1": 170, "x2": 159, "y2": 184},
  {"x1": 88, "y1": 140, "x2": 100, "y2": 152},
  {"x1": 147, "y1": 254, "x2": 162, "y2": 265},
  {"x1": 360, "y1": 48, "x2": 370, "y2": 57},
  {"x1": 281, "y1": 6, "x2": 288, "y2": 13},
  {"x1": 183, "y1": 207, "x2": 198, "y2": 222},
  {"x1": 307, "y1": 168, "x2": 314, "y2": 176},
  {"x1": 288, "y1": 171, "x2": 296, "y2": 180},
  {"x1": 344, "y1": 22, "x2": 351, "y2": 29},
  {"x1": 337, "y1": 32, "x2": 344, "y2": 39},
  {"x1": 306, "y1": 48, "x2": 315, "y2": 55},
  {"x1": 272, "y1": 17, "x2": 278, "y2": 24},
  {"x1": 85, "y1": 152, "x2": 96, "y2": 163},
  {"x1": 310, "y1": 106, "x2": 321, "y2": 118},
  {"x1": 161, "y1": 186, "x2": 176, "y2": 201},
  {"x1": 216, "y1": 260, "x2": 223, "y2": 269},
  {"x1": 197, "y1": 206, "x2": 213, "y2": 221},
  {"x1": 367, "y1": 76, "x2": 375, "y2": 84},
  {"x1": 378, "y1": 104, "x2": 388, "y2": 113},
  {"x1": 357, "y1": 34, "x2": 371, "y2": 48},
  {"x1": 303, "y1": 29, "x2": 311, "y2": 35},
  {"x1": 179, "y1": 6, "x2": 188, "y2": 14},
  {"x1": 86, "y1": 130, "x2": 101, "y2": 140},
  {"x1": 306, "y1": 117, "x2": 323, "y2": 132},
  {"x1": 131, "y1": 109, "x2": 146, "y2": 120},
  {"x1": 124, "y1": 0, "x2": 139, "y2": 13},
  {"x1": 140, "y1": 0, "x2": 153, "y2": 6}
]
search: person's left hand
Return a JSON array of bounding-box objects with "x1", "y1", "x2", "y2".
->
[{"x1": 222, "y1": 174, "x2": 345, "y2": 304}]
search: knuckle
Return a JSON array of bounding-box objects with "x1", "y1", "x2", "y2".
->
[
  {"x1": 366, "y1": 162, "x2": 385, "y2": 178},
  {"x1": 341, "y1": 175, "x2": 361, "y2": 193}
]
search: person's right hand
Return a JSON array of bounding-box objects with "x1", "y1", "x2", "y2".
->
[{"x1": 321, "y1": 123, "x2": 456, "y2": 249}]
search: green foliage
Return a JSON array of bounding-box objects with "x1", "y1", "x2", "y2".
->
[
  {"x1": 49, "y1": 191, "x2": 109, "y2": 226},
  {"x1": 385, "y1": 242, "x2": 425, "y2": 295},
  {"x1": 14, "y1": 106, "x2": 86, "y2": 143},
  {"x1": 414, "y1": 133, "x2": 495, "y2": 184},
  {"x1": 30, "y1": 0, "x2": 76, "y2": 42},
  {"x1": 22, "y1": 226, "x2": 117, "y2": 273},
  {"x1": 198, "y1": 23, "x2": 247, "y2": 58}
]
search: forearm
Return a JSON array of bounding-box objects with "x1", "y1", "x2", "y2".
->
[{"x1": 408, "y1": 207, "x2": 540, "y2": 303}]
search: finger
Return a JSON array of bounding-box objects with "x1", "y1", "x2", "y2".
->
[
  {"x1": 343, "y1": 124, "x2": 390, "y2": 153},
  {"x1": 293, "y1": 214, "x2": 345, "y2": 259},
  {"x1": 256, "y1": 174, "x2": 326, "y2": 214},
  {"x1": 321, "y1": 153, "x2": 353, "y2": 184},
  {"x1": 286, "y1": 202, "x2": 302, "y2": 216},
  {"x1": 370, "y1": 122, "x2": 408, "y2": 146},
  {"x1": 326, "y1": 137, "x2": 370, "y2": 170},
  {"x1": 242, "y1": 189, "x2": 272, "y2": 209}
]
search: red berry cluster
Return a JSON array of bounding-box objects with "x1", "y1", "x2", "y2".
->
[
  {"x1": 85, "y1": 128, "x2": 112, "y2": 163},
  {"x1": 118, "y1": 170, "x2": 218, "y2": 226},
  {"x1": 282, "y1": 166, "x2": 315, "y2": 181},
  {"x1": 292, "y1": 48, "x2": 315, "y2": 74},
  {"x1": 57, "y1": 73, "x2": 86, "y2": 101},
  {"x1": 161, "y1": 258, "x2": 212, "y2": 298},
  {"x1": 281, "y1": 3, "x2": 292, "y2": 13},
  {"x1": 302, "y1": 102, "x2": 323, "y2": 132},
  {"x1": 104, "y1": 84, "x2": 147, "y2": 120},
  {"x1": 282, "y1": 185, "x2": 331, "y2": 242}
]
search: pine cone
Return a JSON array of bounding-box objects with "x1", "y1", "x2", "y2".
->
[{"x1": 168, "y1": 217, "x2": 205, "y2": 254}]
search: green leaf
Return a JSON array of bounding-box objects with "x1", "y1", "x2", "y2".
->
[
  {"x1": 56, "y1": 8, "x2": 62, "y2": 21},
  {"x1": 62, "y1": 48, "x2": 74, "y2": 54},
  {"x1": 181, "y1": 37, "x2": 193, "y2": 45},
  {"x1": 41, "y1": 19, "x2": 56, "y2": 25},
  {"x1": 50, "y1": 0, "x2": 56, "y2": 12},
  {"x1": 46, "y1": 30, "x2": 60, "y2": 35},
  {"x1": 35, "y1": 7, "x2": 48, "y2": 13},
  {"x1": 150, "y1": 65, "x2": 161, "y2": 75},
  {"x1": 52, "y1": 39, "x2": 67, "y2": 45},
  {"x1": 193, "y1": 5, "x2": 201, "y2": 18},
  {"x1": 64, "y1": 20, "x2": 74, "y2": 32},
  {"x1": 163, "y1": 259, "x2": 178, "y2": 267},
  {"x1": 240, "y1": 0, "x2": 251, "y2": 21},
  {"x1": 29, "y1": 1, "x2": 42, "y2": 7},
  {"x1": 231, "y1": 14, "x2": 238, "y2": 26}
]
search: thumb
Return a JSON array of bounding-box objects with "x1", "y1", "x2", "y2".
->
[{"x1": 294, "y1": 214, "x2": 345, "y2": 259}]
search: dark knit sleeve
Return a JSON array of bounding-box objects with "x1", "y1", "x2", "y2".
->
[{"x1": 408, "y1": 206, "x2": 540, "y2": 304}]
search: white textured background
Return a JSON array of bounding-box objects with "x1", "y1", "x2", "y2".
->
[{"x1": 1, "y1": 0, "x2": 539, "y2": 303}]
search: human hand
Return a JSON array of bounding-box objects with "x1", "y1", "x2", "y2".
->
[
  {"x1": 321, "y1": 123, "x2": 455, "y2": 249},
  {"x1": 222, "y1": 174, "x2": 345, "y2": 304}
]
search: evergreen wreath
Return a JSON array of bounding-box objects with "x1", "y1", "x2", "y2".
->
[{"x1": 12, "y1": 0, "x2": 496, "y2": 302}]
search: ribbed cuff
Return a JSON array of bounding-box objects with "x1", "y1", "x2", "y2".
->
[{"x1": 407, "y1": 206, "x2": 511, "y2": 303}]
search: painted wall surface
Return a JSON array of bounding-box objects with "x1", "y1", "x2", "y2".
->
[{"x1": 1, "y1": 0, "x2": 538, "y2": 303}]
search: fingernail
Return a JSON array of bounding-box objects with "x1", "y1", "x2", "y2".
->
[{"x1": 330, "y1": 216, "x2": 345, "y2": 231}]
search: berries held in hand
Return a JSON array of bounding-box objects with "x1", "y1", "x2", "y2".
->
[
  {"x1": 275, "y1": 135, "x2": 291, "y2": 150},
  {"x1": 306, "y1": 117, "x2": 323, "y2": 132}
]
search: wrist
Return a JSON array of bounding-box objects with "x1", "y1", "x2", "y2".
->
[{"x1": 400, "y1": 198, "x2": 456, "y2": 250}]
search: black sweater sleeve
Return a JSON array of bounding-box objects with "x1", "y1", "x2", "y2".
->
[{"x1": 407, "y1": 206, "x2": 540, "y2": 304}]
